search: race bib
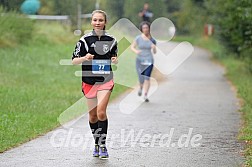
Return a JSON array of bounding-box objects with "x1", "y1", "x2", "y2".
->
[
  {"x1": 140, "y1": 59, "x2": 152, "y2": 65},
  {"x1": 92, "y1": 60, "x2": 111, "y2": 74}
]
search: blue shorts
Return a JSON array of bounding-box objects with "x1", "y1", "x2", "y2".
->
[{"x1": 136, "y1": 58, "x2": 153, "y2": 84}]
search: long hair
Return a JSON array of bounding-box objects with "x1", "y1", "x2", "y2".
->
[{"x1": 91, "y1": 10, "x2": 107, "y2": 30}]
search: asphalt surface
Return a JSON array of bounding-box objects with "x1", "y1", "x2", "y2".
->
[{"x1": 0, "y1": 43, "x2": 244, "y2": 167}]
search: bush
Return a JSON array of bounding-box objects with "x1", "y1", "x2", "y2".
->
[
  {"x1": 0, "y1": 6, "x2": 34, "y2": 47},
  {"x1": 205, "y1": 0, "x2": 252, "y2": 72},
  {"x1": 175, "y1": 0, "x2": 206, "y2": 35}
]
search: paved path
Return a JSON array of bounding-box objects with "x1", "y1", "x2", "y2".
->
[{"x1": 0, "y1": 43, "x2": 244, "y2": 167}]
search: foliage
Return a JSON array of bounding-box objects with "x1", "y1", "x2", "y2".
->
[
  {"x1": 174, "y1": 0, "x2": 206, "y2": 35},
  {"x1": 172, "y1": 0, "x2": 252, "y2": 72},
  {"x1": 123, "y1": 0, "x2": 167, "y2": 25},
  {"x1": 204, "y1": 0, "x2": 252, "y2": 72},
  {"x1": 102, "y1": 0, "x2": 124, "y2": 24},
  {"x1": 0, "y1": 0, "x2": 23, "y2": 11},
  {"x1": 0, "y1": 6, "x2": 34, "y2": 47},
  {"x1": 164, "y1": 0, "x2": 181, "y2": 13}
]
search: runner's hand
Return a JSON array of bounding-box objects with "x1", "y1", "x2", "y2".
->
[
  {"x1": 136, "y1": 50, "x2": 142, "y2": 55},
  {"x1": 111, "y1": 56, "x2": 118, "y2": 64},
  {"x1": 84, "y1": 53, "x2": 94, "y2": 61}
]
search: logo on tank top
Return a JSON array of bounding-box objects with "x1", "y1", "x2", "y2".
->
[
  {"x1": 91, "y1": 43, "x2": 96, "y2": 47},
  {"x1": 103, "y1": 44, "x2": 109, "y2": 53}
]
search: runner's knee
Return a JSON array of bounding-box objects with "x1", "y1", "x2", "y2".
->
[
  {"x1": 89, "y1": 113, "x2": 98, "y2": 123},
  {"x1": 97, "y1": 111, "x2": 107, "y2": 121}
]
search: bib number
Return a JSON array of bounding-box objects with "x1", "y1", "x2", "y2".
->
[
  {"x1": 140, "y1": 59, "x2": 152, "y2": 65},
  {"x1": 92, "y1": 60, "x2": 110, "y2": 74}
]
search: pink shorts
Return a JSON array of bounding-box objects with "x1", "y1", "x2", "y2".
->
[{"x1": 82, "y1": 80, "x2": 114, "y2": 99}]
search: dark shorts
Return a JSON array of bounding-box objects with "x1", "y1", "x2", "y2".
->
[
  {"x1": 140, "y1": 64, "x2": 153, "y2": 78},
  {"x1": 136, "y1": 58, "x2": 154, "y2": 84}
]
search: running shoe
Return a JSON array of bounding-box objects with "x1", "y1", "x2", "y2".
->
[
  {"x1": 138, "y1": 89, "x2": 142, "y2": 96},
  {"x1": 144, "y1": 96, "x2": 149, "y2": 102},
  {"x1": 99, "y1": 145, "x2": 109, "y2": 159},
  {"x1": 93, "y1": 144, "x2": 99, "y2": 157}
]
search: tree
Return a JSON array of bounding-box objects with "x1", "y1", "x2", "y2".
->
[
  {"x1": 123, "y1": 0, "x2": 167, "y2": 25},
  {"x1": 203, "y1": 0, "x2": 252, "y2": 72},
  {"x1": 206, "y1": 0, "x2": 252, "y2": 56},
  {"x1": 103, "y1": 0, "x2": 124, "y2": 23},
  {"x1": 0, "y1": 0, "x2": 24, "y2": 11},
  {"x1": 175, "y1": 0, "x2": 207, "y2": 35},
  {"x1": 164, "y1": 0, "x2": 181, "y2": 13}
]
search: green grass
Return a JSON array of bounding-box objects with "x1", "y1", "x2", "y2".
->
[
  {"x1": 173, "y1": 35, "x2": 252, "y2": 166},
  {"x1": 0, "y1": 43, "x2": 78, "y2": 151},
  {"x1": 0, "y1": 21, "x2": 135, "y2": 152},
  {"x1": 0, "y1": 7, "x2": 35, "y2": 47}
]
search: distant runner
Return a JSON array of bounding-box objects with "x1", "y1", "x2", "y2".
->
[{"x1": 131, "y1": 21, "x2": 157, "y2": 102}]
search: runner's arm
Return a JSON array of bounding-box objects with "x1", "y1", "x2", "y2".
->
[
  {"x1": 130, "y1": 40, "x2": 141, "y2": 55},
  {"x1": 152, "y1": 44, "x2": 157, "y2": 54},
  {"x1": 110, "y1": 39, "x2": 118, "y2": 64},
  {"x1": 72, "y1": 40, "x2": 94, "y2": 65},
  {"x1": 72, "y1": 54, "x2": 94, "y2": 65}
]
